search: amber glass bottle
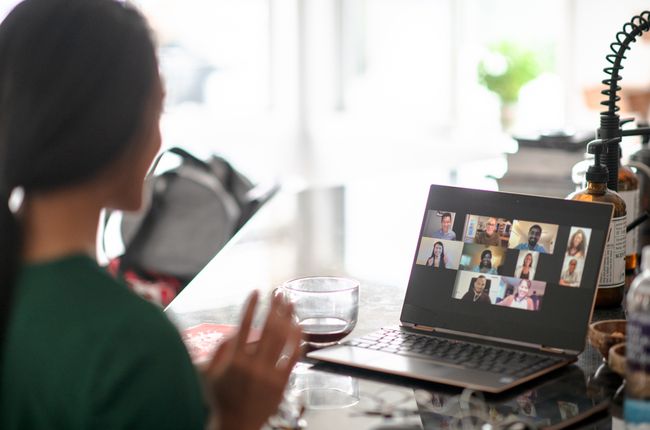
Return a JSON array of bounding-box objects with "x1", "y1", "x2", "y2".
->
[
  {"x1": 618, "y1": 147, "x2": 640, "y2": 274},
  {"x1": 568, "y1": 141, "x2": 627, "y2": 308}
]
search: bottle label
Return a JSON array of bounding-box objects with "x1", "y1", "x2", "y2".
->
[
  {"x1": 627, "y1": 312, "x2": 650, "y2": 373},
  {"x1": 598, "y1": 215, "x2": 626, "y2": 288},
  {"x1": 620, "y1": 189, "x2": 639, "y2": 258},
  {"x1": 626, "y1": 312, "x2": 650, "y2": 418},
  {"x1": 625, "y1": 399, "x2": 650, "y2": 426}
]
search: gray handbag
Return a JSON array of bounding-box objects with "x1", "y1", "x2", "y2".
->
[{"x1": 113, "y1": 147, "x2": 275, "y2": 283}]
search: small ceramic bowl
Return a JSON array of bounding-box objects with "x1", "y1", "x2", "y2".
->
[
  {"x1": 588, "y1": 319, "x2": 626, "y2": 360},
  {"x1": 608, "y1": 343, "x2": 626, "y2": 377}
]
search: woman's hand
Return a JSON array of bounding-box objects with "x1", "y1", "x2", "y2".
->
[{"x1": 205, "y1": 291, "x2": 302, "y2": 430}]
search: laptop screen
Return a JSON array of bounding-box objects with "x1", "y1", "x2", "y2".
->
[{"x1": 400, "y1": 185, "x2": 613, "y2": 352}]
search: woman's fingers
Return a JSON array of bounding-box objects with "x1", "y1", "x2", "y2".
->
[
  {"x1": 278, "y1": 320, "x2": 303, "y2": 377},
  {"x1": 257, "y1": 294, "x2": 295, "y2": 362},
  {"x1": 235, "y1": 290, "x2": 259, "y2": 351},
  {"x1": 230, "y1": 291, "x2": 303, "y2": 373}
]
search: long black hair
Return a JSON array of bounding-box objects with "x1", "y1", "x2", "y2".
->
[
  {"x1": 567, "y1": 229, "x2": 586, "y2": 256},
  {"x1": 427, "y1": 241, "x2": 446, "y2": 269},
  {"x1": 0, "y1": 0, "x2": 158, "y2": 356}
]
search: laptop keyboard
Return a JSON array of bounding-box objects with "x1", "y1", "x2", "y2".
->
[{"x1": 343, "y1": 328, "x2": 565, "y2": 378}]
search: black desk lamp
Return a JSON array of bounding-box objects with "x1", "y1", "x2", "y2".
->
[{"x1": 597, "y1": 11, "x2": 650, "y2": 191}]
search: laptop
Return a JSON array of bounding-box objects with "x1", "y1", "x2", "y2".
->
[{"x1": 308, "y1": 184, "x2": 613, "y2": 393}]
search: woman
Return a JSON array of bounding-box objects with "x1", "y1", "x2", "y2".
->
[
  {"x1": 566, "y1": 229, "x2": 586, "y2": 258},
  {"x1": 515, "y1": 252, "x2": 534, "y2": 280},
  {"x1": 498, "y1": 279, "x2": 535, "y2": 310},
  {"x1": 426, "y1": 241, "x2": 446, "y2": 268},
  {"x1": 471, "y1": 249, "x2": 498, "y2": 275},
  {"x1": 0, "y1": 1, "x2": 301, "y2": 429},
  {"x1": 472, "y1": 217, "x2": 500, "y2": 246}
]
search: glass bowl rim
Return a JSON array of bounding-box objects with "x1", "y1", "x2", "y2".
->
[{"x1": 280, "y1": 276, "x2": 359, "y2": 293}]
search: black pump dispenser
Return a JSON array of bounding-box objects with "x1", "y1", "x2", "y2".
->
[
  {"x1": 631, "y1": 123, "x2": 650, "y2": 166},
  {"x1": 585, "y1": 139, "x2": 609, "y2": 184}
]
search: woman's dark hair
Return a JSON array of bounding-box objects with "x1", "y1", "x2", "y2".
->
[
  {"x1": 428, "y1": 241, "x2": 446, "y2": 269},
  {"x1": 568, "y1": 229, "x2": 586, "y2": 255},
  {"x1": 479, "y1": 249, "x2": 492, "y2": 269},
  {"x1": 0, "y1": 0, "x2": 158, "y2": 355}
]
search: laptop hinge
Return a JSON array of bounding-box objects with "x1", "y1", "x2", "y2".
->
[
  {"x1": 402, "y1": 322, "x2": 435, "y2": 332},
  {"x1": 539, "y1": 345, "x2": 567, "y2": 354}
]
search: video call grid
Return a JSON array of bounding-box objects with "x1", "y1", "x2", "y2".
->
[{"x1": 417, "y1": 210, "x2": 593, "y2": 313}]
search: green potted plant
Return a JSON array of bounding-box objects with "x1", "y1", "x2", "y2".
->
[{"x1": 478, "y1": 41, "x2": 546, "y2": 131}]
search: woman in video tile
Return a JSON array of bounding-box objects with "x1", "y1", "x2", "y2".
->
[
  {"x1": 472, "y1": 249, "x2": 498, "y2": 275},
  {"x1": 498, "y1": 279, "x2": 535, "y2": 310},
  {"x1": 516, "y1": 252, "x2": 534, "y2": 280},
  {"x1": 426, "y1": 241, "x2": 447, "y2": 268},
  {"x1": 461, "y1": 275, "x2": 492, "y2": 304},
  {"x1": 473, "y1": 217, "x2": 501, "y2": 246},
  {"x1": 566, "y1": 229, "x2": 587, "y2": 258}
]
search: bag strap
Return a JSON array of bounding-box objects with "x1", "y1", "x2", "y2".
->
[
  {"x1": 210, "y1": 155, "x2": 247, "y2": 207},
  {"x1": 101, "y1": 148, "x2": 205, "y2": 269},
  {"x1": 167, "y1": 147, "x2": 212, "y2": 171}
]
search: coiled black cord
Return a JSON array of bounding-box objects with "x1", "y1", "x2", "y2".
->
[{"x1": 598, "y1": 11, "x2": 650, "y2": 191}]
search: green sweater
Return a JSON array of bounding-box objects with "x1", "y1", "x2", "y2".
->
[{"x1": 1, "y1": 254, "x2": 207, "y2": 429}]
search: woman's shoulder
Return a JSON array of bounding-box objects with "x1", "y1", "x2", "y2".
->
[
  {"x1": 15, "y1": 256, "x2": 196, "y2": 389},
  {"x1": 526, "y1": 298, "x2": 535, "y2": 309},
  {"x1": 14, "y1": 260, "x2": 205, "y2": 429},
  {"x1": 500, "y1": 295, "x2": 513, "y2": 305},
  {"x1": 17, "y1": 254, "x2": 176, "y2": 338}
]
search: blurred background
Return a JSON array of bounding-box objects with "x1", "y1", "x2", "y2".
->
[{"x1": 3, "y1": 0, "x2": 650, "y2": 191}]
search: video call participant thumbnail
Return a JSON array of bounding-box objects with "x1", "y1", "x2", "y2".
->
[
  {"x1": 472, "y1": 217, "x2": 501, "y2": 246},
  {"x1": 415, "y1": 238, "x2": 463, "y2": 269},
  {"x1": 516, "y1": 225, "x2": 546, "y2": 252},
  {"x1": 559, "y1": 258, "x2": 582, "y2": 287},
  {"x1": 432, "y1": 212, "x2": 456, "y2": 240},
  {"x1": 566, "y1": 227, "x2": 590, "y2": 259},
  {"x1": 473, "y1": 249, "x2": 498, "y2": 275},
  {"x1": 514, "y1": 251, "x2": 538, "y2": 280},
  {"x1": 460, "y1": 275, "x2": 492, "y2": 304},
  {"x1": 509, "y1": 221, "x2": 558, "y2": 254},
  {"x1": 497, "y1": 279, "x2": 536, "y2": 310},
  {"x1": 496, "y1": 278, "x2": 547, "y2": 311},
  {"x1": 451, "y1": 271, "x2": 499, "y2": 303},
  {"x1": 460, "y1": 245, "x2": 505, "y2": 275},
  {"x1": 426, "y1": 241, "x2": 447, "y2": 268}
]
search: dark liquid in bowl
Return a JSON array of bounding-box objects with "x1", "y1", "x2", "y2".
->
[
  {"x1": 300, "y1": 317, "x2": 353, "y2": 344},
  {"x1": 303, "y1": 329, "x2": 353, "y2": 344}
]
